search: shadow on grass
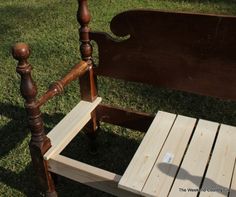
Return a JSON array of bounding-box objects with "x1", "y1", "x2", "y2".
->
[
  {"x1": 0, "y1": 164, "x2": 39, "y2": 197},
  {"x1": 0, "y1": 103, "x2": 140, "y2": 196},
  {"x1": 0, "y1": 103, "x2": 64, "y2": 158}
]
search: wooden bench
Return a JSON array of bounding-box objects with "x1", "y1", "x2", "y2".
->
[
  {"x1": 119, "y1": 112, "x2": 236, "y2": 197},
  {"x1": 12, "y1": 0, "x2": 236, "y2": 196}
]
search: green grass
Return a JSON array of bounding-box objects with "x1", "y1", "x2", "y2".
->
[{"x1": 1, "y1": 0, "x2": 236, "y2": 196}]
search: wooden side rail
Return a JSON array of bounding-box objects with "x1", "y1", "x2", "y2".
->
[
  {"x1": 96, "y1": 104, "x2": 154, "y2": 132},
  {"x1": 48, "y1": 155, "x2": 139, "y2": 197},
  {"x1": 44, "y1": 97, "x2": 102, "y2": 160},
  {"x1": 37, "y1": 61, "x2": 89, "y2": 107}
]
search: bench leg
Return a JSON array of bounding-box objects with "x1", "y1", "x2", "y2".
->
[
  {"x1": 78, "y1": 0, "x2": 99, "y2": 153},
  {"x1": 30, "y1": 139, "x2": 57, "y2": 196},
  {"x1": 84, "y1": 110, "x2": 100, "y2": 153}
]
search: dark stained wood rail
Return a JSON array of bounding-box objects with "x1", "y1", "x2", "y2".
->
[
  {"x1": 96, "y1": 104, "x2": 154, "y2": 132},
  {"x1": 91, "y1": 10, "x2": 236, "y2": 101},
  {"x1": 37, "y1": 61, "x2": 89, "y2": 107}
]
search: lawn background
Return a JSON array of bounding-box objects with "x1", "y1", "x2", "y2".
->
[{"x1": 1, "y1": 0, "x2": 236, "y2": 196}]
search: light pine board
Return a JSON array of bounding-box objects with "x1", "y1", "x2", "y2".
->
[
  {"x1": 48, "y1": 155, "x2": 139, "y2": 197},
  {"x1": 142, "y1": 115, "x2": 196, "y2": 197},
  {"x1": 200, "y1": 124, "x2": 236, "y2": 197},
  {"x1": 169, "y1": 119, "x2": 219, "y2": 197},
  {"x1": 118, "y1": 111, "x2": 176, "y2": 194},
  {"x1": 229, "y1": 158, "x2": 236, "y2": 197},
  {"x1": 44, "y1": 97, "x2": 102, "y2": 160}
]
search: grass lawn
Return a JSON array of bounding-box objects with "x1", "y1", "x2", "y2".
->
[{"x1": 1, "y1": 0, "x2": 236, "y2": 196}]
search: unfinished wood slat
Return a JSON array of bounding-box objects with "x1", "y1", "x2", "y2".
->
[
  {"x1": 44, "y1": 97, "x2": 102, "y2": 160},
  {"x1": 118, "y1": 111, "x2": 176, "y2": 194},
  {"x1": 48, "y1": 155, "x2": 138, "y2": 197},
  {"x1": 229, "y1": 158, "x2": 236, "y2": 197},
  {"x1": 169, "y1": 119, "x2": 219, "y2": 197},
  {"x1": 142, "y1": 115, "x2": 196, "y2": 197},
  {"x1": 200, "y1": 124, "x2": 236, "y2": 197}
]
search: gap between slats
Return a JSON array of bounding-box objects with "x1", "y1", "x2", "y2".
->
[
  {"x1": 141, "y1": 115, "x2": 197, "y2": 197},
  {"x1": 168, "y1": 119, "x2": 219, "y2": 197}
]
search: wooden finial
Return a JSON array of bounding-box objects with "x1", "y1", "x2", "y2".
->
[
  {"x1": 12, "y1": 42, "x2": 30, "y2": 61},
  {"x1": 77, "y1": 0, "x2": 98, "y2": 150},
  {"x1": 77, "y1": 0, "x2": 97, "y2": 102},
  {"x1": 12, "y1": 42, "x2": 31, "y2": 72},
  {"x1": 12, "y1": 43, "x2": 37, "y2": 102},
  {"x1": 77, "y1": 0, "x2": 92, "y2": 62},
  {"x1": 12, "y1": 42, "x2": 47, "y2": 147}
]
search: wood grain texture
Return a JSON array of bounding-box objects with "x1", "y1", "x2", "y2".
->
[
  {"x1": 169, "y1": 120, "x2": 219, "y2": 197},
  {"x1": 12, "y1": 43, "x2": 57, "y2": 196},
  {"x1": 77, "y1": 0, "x2": 97, "y2": 102},
  {"x1": 91, "y1": 10, "x2": 236, "y2": 100},
  {"x1": 38, "y1": 61, "x2": 89, "y2": 107},
  {"x1": 48, "y1": 155, "x2": 139, "y2": 197},
  {"x1": 229, "y1": 159, "x2": 236, "y2": 197},
  {"x1": 44, "y1": 97, "x2": 102, "y2": 160},
  {"x1": 118, "y1": 111, "x2": 176, "y2": 194},
  {"x1": 142, "y1": 115, "x2": 196, "y2": 197},
  {"x1": 199, "y1": 124, "x2": 236, "y2": 197}
]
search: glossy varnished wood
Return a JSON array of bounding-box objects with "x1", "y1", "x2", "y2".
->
[
  {"x1": 77, "y1": 0, "x2": 97, "y2": 102},
  {"x1": 12, "y1": 43, "x2": 57, "y2": 197},
  {"x1": 38, "y1": 61, "x2": 89, "y2": 107},
  {"x1": 78, "y1": 0, "x2": 99, "y2": 149},
  {"x1": 91, "y1": 10, "x2": 236, "y2": 101}
]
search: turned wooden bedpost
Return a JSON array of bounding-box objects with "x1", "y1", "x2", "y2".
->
[
  {"x1": 77, "y1": 0, "x2": 97, "y2": 101},
  {"x1": 78, "y1": 0, "x2": 99, "y2": 150},
  {"x1": 12, "y1": 43, "x2": 57, "y2": 197}
]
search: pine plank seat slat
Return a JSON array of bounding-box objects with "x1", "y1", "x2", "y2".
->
[
  {"x1": 199, "y1": 124, "x2": 236, "y2": 197},
  {"x1": 118, "y1": 111, "x2": 177, "y2": 193},
  {"x1": 44, "y1": 97, "x2": 102, "y2": 160},
  {"x1": 229, "y1": 158, "x2": 236, "y2": 197},
  {"x1": 118, "y1": 111, "x2": 236, "y2": 197}
]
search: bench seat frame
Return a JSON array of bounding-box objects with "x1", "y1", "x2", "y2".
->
[{"x1": 12, "y1": 0, "x2": 236, "y2": 196}]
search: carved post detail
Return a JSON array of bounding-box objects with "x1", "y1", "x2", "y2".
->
[
  {"x1": 77, "y1": 0, "x2": 97, "y2": 101},
  {"x1": 12, "y1": 43, "x2": 57, "y2": 197},
  {"x1": 77, "y1": 0, "x2": 99, "y2": 151}
]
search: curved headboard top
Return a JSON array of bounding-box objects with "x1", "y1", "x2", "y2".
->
[{"x1": 90, "y1": 9, "x2": 236, "y2": 101}]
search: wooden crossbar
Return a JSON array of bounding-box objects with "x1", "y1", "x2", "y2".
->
[{"x1": 48, "y1": 155, "x2": 139, "y2": 197}]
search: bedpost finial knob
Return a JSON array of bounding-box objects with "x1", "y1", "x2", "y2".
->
[{"x1": 12, "y1": 42, "x2": 30, "y2": 62}]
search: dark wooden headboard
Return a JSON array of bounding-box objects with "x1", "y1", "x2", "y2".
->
[{"x1": 90, "y1": 10, "x2": 236, "y2": 101}]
